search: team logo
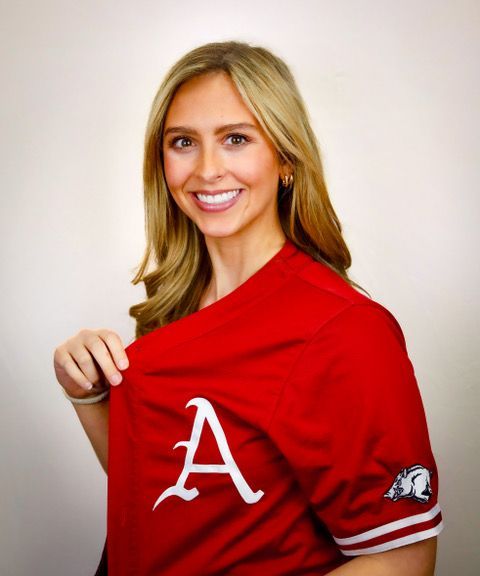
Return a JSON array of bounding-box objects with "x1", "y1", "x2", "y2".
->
[
  {"x1": 152, "y1": 397, "x2": 264, "y2": 511},
  {"x1": 384, "y1": 464, "x2": 433, "y2": 503}
]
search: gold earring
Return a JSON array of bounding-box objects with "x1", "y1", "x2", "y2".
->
[{"x1": 282, "y1": 173, "x2": 294, "y2": 188}]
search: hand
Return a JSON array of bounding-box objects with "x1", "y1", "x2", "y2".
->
[{"x1": 53, "y1": 329, "x2": 129, "y2": 400}]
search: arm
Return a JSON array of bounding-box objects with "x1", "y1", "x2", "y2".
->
[
  {"x1": 327, "y1": 537, "x2": 437, "y2": 575},
  {"x1": 267, "y1": 304, "x2": 443, "y2": 568},
  {"x1": 71, "y1": 398, "x2": 109, "y2": 474},
  {"x1": 54, "y1": 328, "x2": 129, "y2": 475}
]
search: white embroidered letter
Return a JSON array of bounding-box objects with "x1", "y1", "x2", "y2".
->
[{"x1": 152, "y1": 397, "x2": 264, "y2": 511}]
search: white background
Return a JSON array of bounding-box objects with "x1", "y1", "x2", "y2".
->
[{"x1": 1, "y1": 1, "x2": 478, "y2": 574}]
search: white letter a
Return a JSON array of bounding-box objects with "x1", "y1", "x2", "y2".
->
[{"x1": 152, "y1": 397, "x2": 264, "y2": 511}]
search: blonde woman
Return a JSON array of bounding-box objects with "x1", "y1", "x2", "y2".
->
[{"x1": 54, "y1": 41, "x2": 443, "y2": 575}]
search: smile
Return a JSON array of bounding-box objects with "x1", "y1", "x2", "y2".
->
[
  {"x1": 195, "y1": 189, "x2": 241, "y2": 204},
  {"x1": 192, "y1": 189, "x2": 244, "y2": 212}
]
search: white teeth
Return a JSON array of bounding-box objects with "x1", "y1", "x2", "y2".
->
[{"x1": 196, "y1": 189, "x2": 241, "y2": 204}]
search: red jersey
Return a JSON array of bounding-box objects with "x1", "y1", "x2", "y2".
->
[{"x1": 107, "y1": 238, "x2": 443, "y2": 575}]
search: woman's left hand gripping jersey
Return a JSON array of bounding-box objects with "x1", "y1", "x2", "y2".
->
[{"x1": 267, "y1": 303, "x2": 444, "y2": 556}]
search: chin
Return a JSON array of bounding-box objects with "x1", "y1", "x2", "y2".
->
[{"x1": 199, "y1": 228, "x2": 243, "y2": 240}]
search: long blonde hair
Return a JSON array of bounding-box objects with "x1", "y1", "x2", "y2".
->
[{"x1": 129, "y1": 40, "x2": 369, "y2": 339}]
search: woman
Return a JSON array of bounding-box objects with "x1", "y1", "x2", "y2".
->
[{"x1": 54, "y1": 41, "x2": 443, "y2": 575}]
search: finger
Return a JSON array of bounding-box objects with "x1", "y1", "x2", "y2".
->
[
  {"x1": 67, "y1": 340, "x2": 106, "y2": 388},
  {"x1": 97, "y1": 329, "x2": 129, "y2": 372},
  {"x1": 80, "y1": 332, "x2": 124, "y2": 387},
  {"x1": 56, "y1": 349, "x2": 96, "y2": 392}
]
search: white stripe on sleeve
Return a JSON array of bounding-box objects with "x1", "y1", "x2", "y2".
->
[
  {"x1": 339, "y1": 521, "x2": 444, "y2": 556},
  {"x1": 333, "y1": 503, "x2": 441, "y2": 546}
]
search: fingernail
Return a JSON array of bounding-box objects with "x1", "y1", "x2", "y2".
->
[
  {"x1": 84, "y1": 382, "x2": 93, "y2": 390},
  {"x1": 111, "y1": 373, "x2": 122, "y2": 385},
  {"x1": 118, "y1": 359, "x2": 129, "y2": 370}
]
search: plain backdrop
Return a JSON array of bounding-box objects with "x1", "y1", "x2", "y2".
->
[{"x1": 1, "y1": 1, "x2": 478, "y2": 574}]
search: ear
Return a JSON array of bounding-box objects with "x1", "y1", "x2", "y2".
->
[{"x1": 277, "y1": 150, "x2": 292, "y2": 168}]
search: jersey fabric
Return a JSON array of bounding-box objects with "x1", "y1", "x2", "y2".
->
[{"x1": 107, "y1": 238, "x2": 443, "y2": 575}]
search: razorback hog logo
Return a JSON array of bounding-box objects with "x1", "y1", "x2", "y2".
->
[{"x1": 384, "y1": 464, "x2": 433, "y2": 503}]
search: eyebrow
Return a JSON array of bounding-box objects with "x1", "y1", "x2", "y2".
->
[{"x1": 163, "y1": 122, "x2": 258, "y2": 138}]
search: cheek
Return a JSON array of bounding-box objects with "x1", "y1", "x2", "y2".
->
[
  {"x1": 162, "y1": 153, "x2": 189, "y2": 189},
  {"x1": 235, "y1": 148, "x2": 279, "y2": 185}
]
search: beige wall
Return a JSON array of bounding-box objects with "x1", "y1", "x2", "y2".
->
[{"x1": 1, "y1": 0, "x2": 478, "y2": 574}]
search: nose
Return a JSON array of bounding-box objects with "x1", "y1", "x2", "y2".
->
[{"x1": 195, "y1": 143, "x2": 225, "y2": 182}]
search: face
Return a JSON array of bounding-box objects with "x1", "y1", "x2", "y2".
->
[{"x1": 162, "y1": 71, "x2": 288, "y2": 244}]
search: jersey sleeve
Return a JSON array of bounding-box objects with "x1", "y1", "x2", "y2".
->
[{"x1": 267, "y1": 302, "x2": 443, "y2": 556}]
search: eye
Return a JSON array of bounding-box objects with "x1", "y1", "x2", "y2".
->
[
  {"x1": 225, "y1": 133, "x2": 249, "y2": 146},
  {"x1": 170, "y1": 136, "x2": 193, "y2": 149}
]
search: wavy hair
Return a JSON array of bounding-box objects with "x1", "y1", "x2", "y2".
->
[{"x1": 129, "y1": 40, "x2": 369, "y2": 339}]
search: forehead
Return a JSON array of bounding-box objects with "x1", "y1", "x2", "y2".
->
[{"x1": 164, "y1": 71, "x2": 260, "y2": 131}]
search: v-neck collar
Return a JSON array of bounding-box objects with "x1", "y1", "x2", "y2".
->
[{"x1": 126, "y1": 237, "x2": 309, "y2": 358}]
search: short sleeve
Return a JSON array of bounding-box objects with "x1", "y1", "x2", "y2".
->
[{"x1": 267, "y1": 303, "x2": 444, "y2": 556}]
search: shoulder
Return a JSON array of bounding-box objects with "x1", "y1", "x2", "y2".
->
[{"x1": 281, "y1": 253, "x2": 406, "y2": 347}]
